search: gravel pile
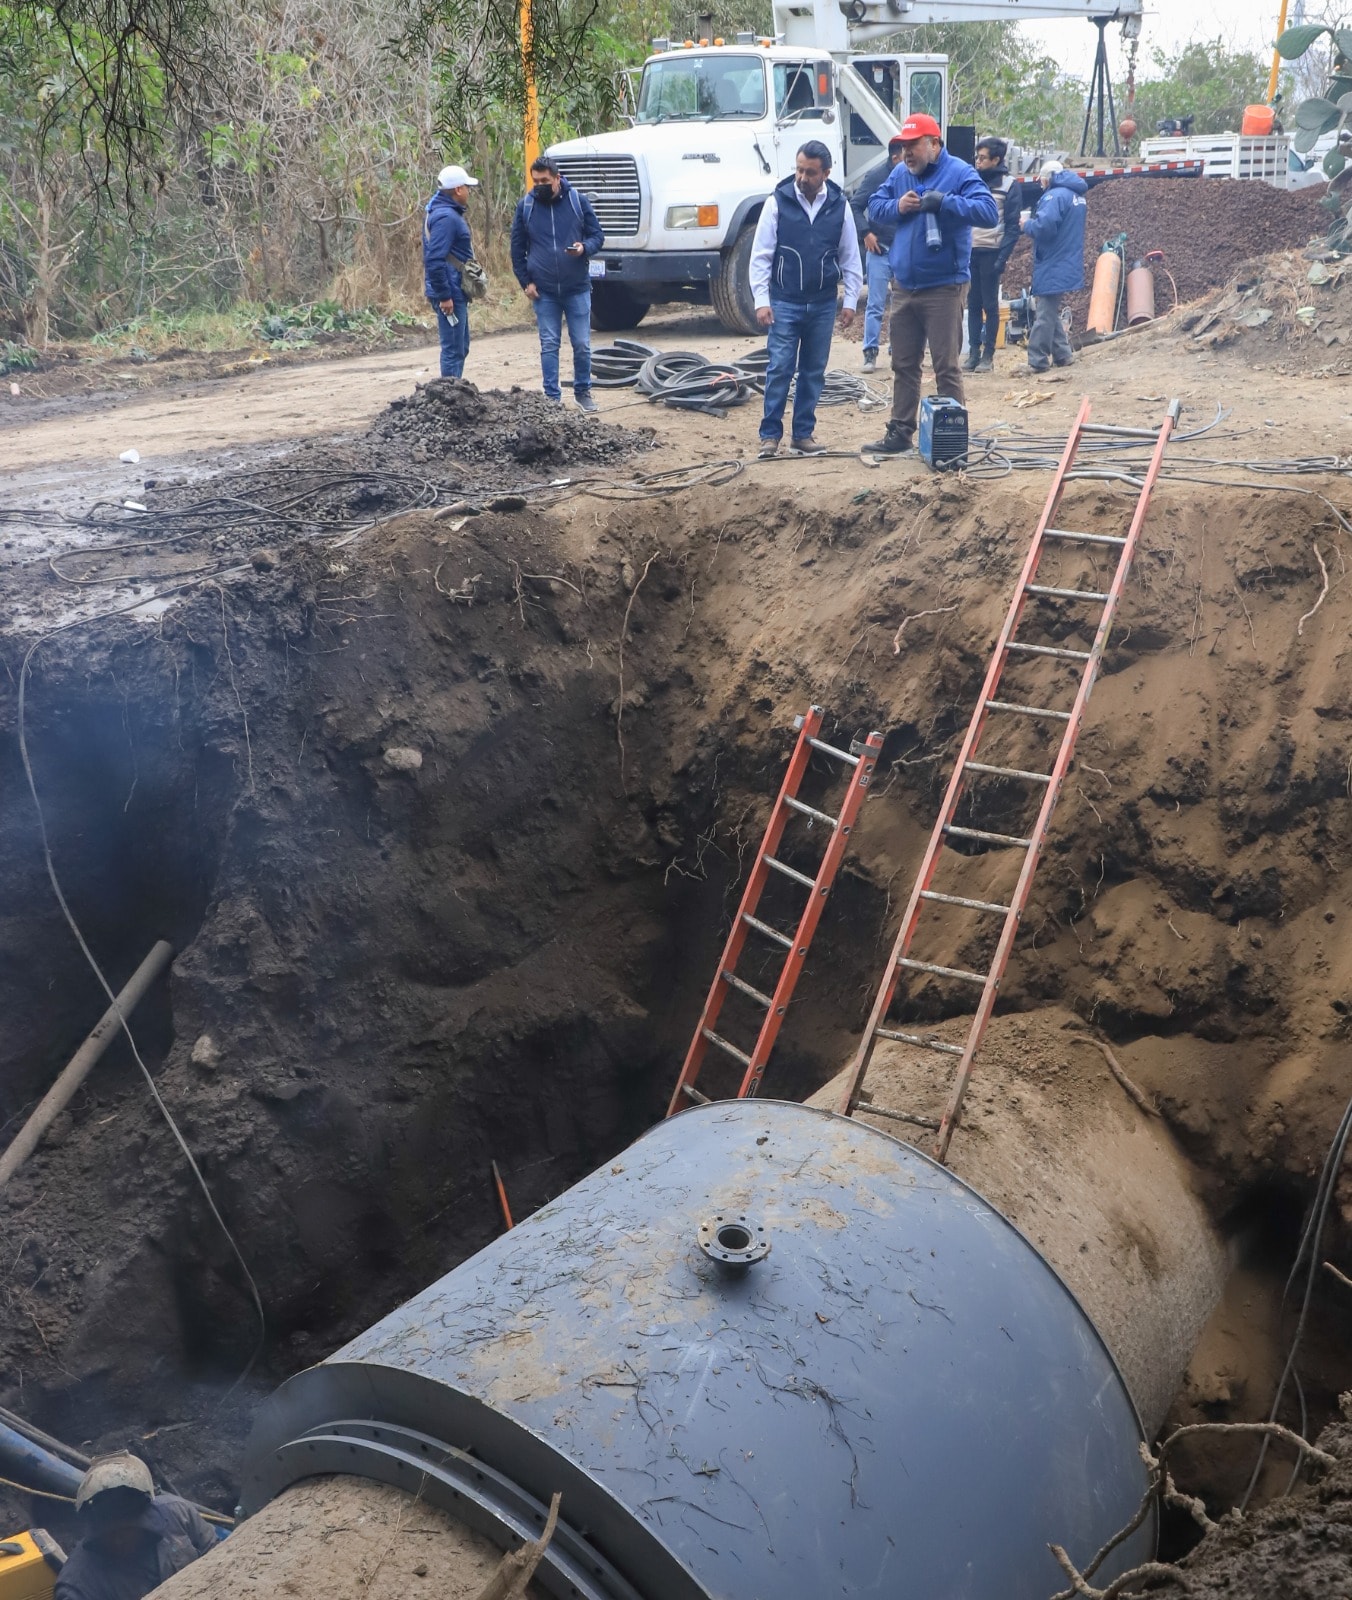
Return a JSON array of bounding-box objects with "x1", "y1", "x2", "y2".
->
[
  {"x1": 372, "y1": 377, "x2": 653, "y2": 470},
  {"x1": 1003, "y1": 176, "x2": 1330, "y2": 329}
]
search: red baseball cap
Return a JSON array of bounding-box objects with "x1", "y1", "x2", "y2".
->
[{"x1": 898, "y1": 114, "x2": 942, "y2": 141}]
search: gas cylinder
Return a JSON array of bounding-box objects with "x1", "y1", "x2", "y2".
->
[
  {"x1": 1126, "y1": 259, "x2": 1156, "y2": 325},
  {"x1": 1086, "y1": 247, "x2": 1122, "y2": 335}
]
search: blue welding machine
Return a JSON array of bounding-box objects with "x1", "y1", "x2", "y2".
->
[{"x1": 918, "y1": 395, "x2": 969, "y2": 469}]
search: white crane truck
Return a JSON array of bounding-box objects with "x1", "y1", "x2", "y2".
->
[{"x1": 546, "y1": 0, "x2": 1143, "y2": 334}]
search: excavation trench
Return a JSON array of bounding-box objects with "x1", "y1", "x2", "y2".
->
[{"x1": 2, "y1": 460, "x2": 1352, "y2": 1567}]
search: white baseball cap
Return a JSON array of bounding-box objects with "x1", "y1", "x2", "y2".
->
[{"x1": 438, "y1": 165, "x2": 479, "y2": 189}]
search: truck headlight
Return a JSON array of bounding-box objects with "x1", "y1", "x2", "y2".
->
[{"x1": 666, "y1": 204, "x2": 719, "y2": 229}]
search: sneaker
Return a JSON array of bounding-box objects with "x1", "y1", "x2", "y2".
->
[
  {"x1": 962, "y1": 351, "x2": 980, "y2": 372},
  {"x1": 791, "y1": 436, "x2": 826, "y2": 455},
  {"x1": 758, "y1": 439, "x2": 780, "y2": 459},
  {"x1": 862, "y1": 349, "x2": 878, "y2": 373},
  {"x1": 576, "y1": 391, "x2": 598, "y2": 412},
  {"x1": 863, "y1": 422, "x2": 913, "y2": 455},
  {"x1": 974, "y1": 354, "x2": 994, "y2": 373}
]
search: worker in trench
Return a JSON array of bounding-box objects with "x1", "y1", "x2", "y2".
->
[
  {"x1": 749, "y1": 139, "x2": 862, "y2": 458},
  {"x1": 861, "y1": 112, "x2": 998, "y2": 456},
  {"x1": 1020, "y1": 158, "x2": 1089, "y2": 373},
  {"x1": 54, "y1": 1454, "x2": 219, "y2": 1600}
]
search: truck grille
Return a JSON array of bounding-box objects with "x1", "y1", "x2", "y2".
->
[{"x1": 552, "y1": 155, "x2": 641, "y2": 238}]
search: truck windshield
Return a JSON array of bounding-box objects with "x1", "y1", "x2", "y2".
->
[{"x1": 636, "y1": 54, "x2": 767, "y2": 122}]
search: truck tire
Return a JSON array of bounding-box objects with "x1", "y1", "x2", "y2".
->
[
  {"x1": 590, "y1": 283, "x2": 651, "y2": 331},
  {"x1": 711, "y1": 224, "x2": 760, "y2": 335}
]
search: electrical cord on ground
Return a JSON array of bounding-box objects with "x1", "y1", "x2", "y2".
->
[
  {"x1": 1239, "y1": 1091, "x2": 1352, "y2": 1510},
  {"x1": 15, "y1": 579, "x2": 268, "y2": 1399}
]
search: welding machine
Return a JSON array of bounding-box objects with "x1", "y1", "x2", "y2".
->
[
  {"x1": 1004, "y1": 290, "x2": 1035, "y2": 345},
  {"x1": 918, "y1": 396, "x2": 968, "y2": 469},
  {"x1": 0, "y1": 1530, "x2": 64, "y2": 1600}
]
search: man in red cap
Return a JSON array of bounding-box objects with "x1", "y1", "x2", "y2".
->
[{"x1": 861, "y1": 113, "x2": 998, "y2": 455}]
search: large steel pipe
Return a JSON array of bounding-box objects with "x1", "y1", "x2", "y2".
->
[{"x1": 161, "y1": 1101, "x2": 1156, "y2": 1600}]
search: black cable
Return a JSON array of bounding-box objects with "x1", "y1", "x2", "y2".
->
[{"x1": 1239, "y1": 1093, "x2": 1352, "y2": 1509}]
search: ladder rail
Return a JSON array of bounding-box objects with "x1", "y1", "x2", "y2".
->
[
  {"x1": 736, "y1": 728, "x2": 882, "y2": 1098},
  {"x1": 834, "y1": 396, "x2": 1095, "y2": 1118},
  {"x1": 666, "y1": 707, "x2": 823, "y2": 1117},
  {"x1": 932, "y1": 400, "x2": 1181, "y2": 1157}
]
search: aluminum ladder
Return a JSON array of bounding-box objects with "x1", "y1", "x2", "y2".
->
[
  {"x1": 668, "y1": 707, "x2": 883, "y2": 1114},
  {"x1": 837, "y1": 397, "x2": 1181, "y2": 1160}
]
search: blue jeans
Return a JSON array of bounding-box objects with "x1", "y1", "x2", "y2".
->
[
  {"x1": 760, "y1": 296, "x2": 836, "y2": 443},
  {"x1": 430, "y1": 297, "x2": 469, "y2": 378},
  {"x1": 533, "y1": 288, "x2": 592, "y2": 398},
  {"x1": 862, "y1": 248, "x2": 892, "y2": 353}
]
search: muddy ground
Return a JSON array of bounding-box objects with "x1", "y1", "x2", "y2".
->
[{"x1": 2, "y1": 270, "x2": 1352, "y2": 1596}]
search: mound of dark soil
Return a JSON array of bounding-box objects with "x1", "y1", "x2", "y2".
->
[
  {"x1": 373, "y1": 377, "x2": 653, "y2": 471},
  {"x1": 1003, "y1": 176, "x2": 1331, "y2": 330}
]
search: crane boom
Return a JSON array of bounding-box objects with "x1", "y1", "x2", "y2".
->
[{"x1": 774, "y1": 0, "x2": 1142, "y2": 52}]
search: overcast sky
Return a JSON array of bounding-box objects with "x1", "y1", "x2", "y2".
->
[{"x1": 1018, "y1": 0, "x2": 1293, "y2": 80}]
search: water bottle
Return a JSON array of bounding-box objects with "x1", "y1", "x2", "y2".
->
[{"x1": 925, "y1": 211, "x2": 942, "y2": 251}]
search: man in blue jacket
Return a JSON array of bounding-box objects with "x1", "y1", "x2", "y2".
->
[
  {"x1": 422, "y1": 164, "x2": 478, "y2": 379},
  {"x1": 1020, "y1": 159, "x2": 1088, "y2": 372},
  {"x1": 851, "y1": 134, "x2": 905, "y2": 373},
  {"x1": 510, "y1": 155, "x2": 605, "y2": 411},
  {"x1": 861, "y1": 114, "x2": 998, "y2": 455}
]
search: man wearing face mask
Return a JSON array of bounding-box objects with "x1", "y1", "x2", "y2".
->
[
  {"x1": 510, "y1": 155, "x2": 605, "y2": 411},
  {"x1": 861, "y1": 114, "x2": 998, "y2": 456},
  {"x1": 749, "y1": 140, "x2": 862, "y2": 458}
]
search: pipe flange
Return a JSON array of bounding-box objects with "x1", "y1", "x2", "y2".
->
[{"x1": 698, "y1": 1213, "x2": 770, "y2": 1268}]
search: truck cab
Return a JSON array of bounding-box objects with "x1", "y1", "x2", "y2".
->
[{"x1": 548, "y1": 38, "x2": 947, "y2": 334}]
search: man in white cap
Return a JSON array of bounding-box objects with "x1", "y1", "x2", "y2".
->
[
  {"x1": 1020, "y1": 159, "x2": 1088, "y2": 373},
  {"x1": 55, "y1": 1453, "x2": 219, "y2": 1600},
  {"x1": 423, "y1": 163, "x2": 480, "y2": 378}
]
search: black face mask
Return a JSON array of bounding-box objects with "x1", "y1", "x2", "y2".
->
[{"x1": 532, "y1": 182, "x2": 556, "y2": 202}]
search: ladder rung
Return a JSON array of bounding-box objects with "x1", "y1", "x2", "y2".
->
[
  {"x1": 783, "y1": 795, "x2": 837, "y2": 828},
  {"x1": 1026, "y1": 583, "x2": 1111, "y2": 602},
  {"x1": 1080, "y1": 423, "x2": 1159, "y2": 439},
  {"x1": 855, "y1": 1103, "x2": 940, "y2": 1131},
  {"x1": 1043, "y1": 528, "x2": 1126, "y2": 548},
  {"x1": 681, "y1": 1083, "x2": 712, "y2": 1104},
  {"x1": 806, "y1": 736, "x2": 860, "y2": 767},
  {"x1": 1006, "y1": 641, "x2": 1092, "y2": 662},
  {"x1": 875, "y1": 1026, "x2": 965, "y2": 1056},
  {"x1": 764, "y1": 854, "x2": 817, "y2": 890},
  {"x1": 964, "y1": 760, "x2": 1052, "y2": 784},
  {"x1": 721, "y1": 970, "x2": 773, "y2": 1008},
  {"x1": 944, "y1": 824, "x2": 1033, "y2": 848},
  {"x1": 986, "y1": 698, "x2": 1071, "y2": 722},
  {"x1": 702, "y1": 1028, "x2": 752, "y2": 1067},
  {"x1": 742, "y1": 913, "x2": 793, "y2": 949},
  {"x1": 897, "y1": 957, "x2": 990, "y2": 986},
  {"x1": 919, "y1": 890, "x2": 1013, "y2": 915}
]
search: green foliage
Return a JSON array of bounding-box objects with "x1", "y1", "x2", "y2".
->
[
  {"x1": 1127, "y1": 38, "x2": 1269, "y2": 138},
  {"x1": 0, "y1": 338, "x2": 38, "y2": 370},
  {"x1": 256, "y1": 301, "x2": 417, "y2": 346},
  {"x1": 1276, "y1": 23, "x2": 1352, "y2": 253}
]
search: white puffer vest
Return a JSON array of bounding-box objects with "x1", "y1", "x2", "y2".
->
[{"x1": 971, "y1": 172, "x2": 1013, "y2": 252}]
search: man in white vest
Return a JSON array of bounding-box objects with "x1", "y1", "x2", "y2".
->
[{"x1": 965, "y1": 137, "x2": 1023, "y2": 373}]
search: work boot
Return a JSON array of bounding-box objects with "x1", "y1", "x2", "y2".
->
[
  {"x1": 974, "y1": 352, "x2": 994, "y2": 373},
  {"x1": 863, "y1": 421, "x2": 912, "y2": 455},
  {"x1": 758, "y1": 438, "x2": 780, "y2": 459},
  {"x1": 861, "y1": 348, "x2": 878, "y2": 373},
  {"x1": 962, "y1": 350, "x2": 980, "y2": 372},
  {"x1": 576, "y1": 391, "x2": 599, "y2": 412},
  {"x1": 791, "y1": 436, "x2": 826, "y2": 455}
]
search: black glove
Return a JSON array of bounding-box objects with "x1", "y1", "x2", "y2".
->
[{"x1": 919, "y1": 189, "x2": 943, "y2": 214}]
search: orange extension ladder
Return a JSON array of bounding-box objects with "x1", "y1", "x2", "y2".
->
[
  {"x1": 667, "y1": 707, "x2": 883, "y2": 1115},
  {"x1": 837, "y1": 396, "x2": 1181, "y2": 1161}
]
